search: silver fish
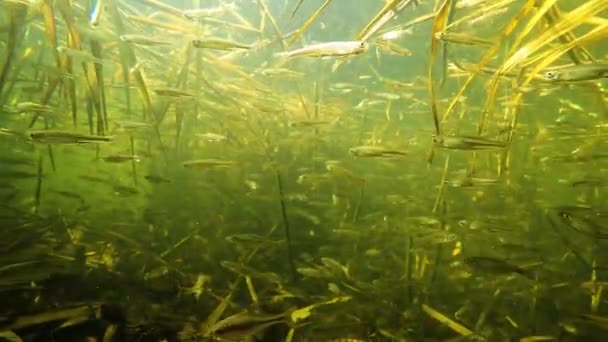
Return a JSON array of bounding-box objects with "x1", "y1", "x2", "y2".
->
[
  {"x1": 433, "y1": 135, "x2": 506, "y2": 151},
  {"x1": 144, "y1": 174, "x2": 172, "y2": 184},
  {"x1": 277, "y1": 41, "x2": 368, "y2": 59},
  {"x1": 153, "y1": 88, "x2": 194, "y2": 98},
  {"x1": 542, "y1": 63, "x2": 608, "y2": 82},
  {"x1": 102, "y1": 154, "x2": 140, "y2": 163},
  {"x1": 29, "y1": 130, "x2": 112, "y2": 144},
  {"x1": 349, "y1": 145, "x2": 407, "y2": 157},
  {"x1": 209, "y1": 310, "x2": 289, "y2": 340},
  {"x1": 225, "y1": 234, "x2": 283, "y2": 248},
  {"x1": 182, "y1": 159, "x2": 236, "y2": 168},
  {"x1": 89, "y1": 0, "x2": 104, "y2": 27},
  {"x1": 114, "y1": 120, "x2": 152, "y2": 131},
  {"x1": 5, "y1": 102, "x2": 55, "y2": 113},
  {"x1": 192, "y1": 38, "x2": 251, "y2": 51},
  {"x1": 464, "y1": 256, "x2": 535, "y2": 279},
  {"x1": 182, "y1": 4, "x2": 235, "y2": 20},
  {"x1": 288, "y1": 119, "x2": 332, "y2": 128},
  {"x1": 196, "y1": 133, "x2": 227, "y2": 142}
]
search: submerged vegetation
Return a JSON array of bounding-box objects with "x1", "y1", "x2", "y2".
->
[{"x1": 0, "y1": 0, "x2": 607, "y2": 340}]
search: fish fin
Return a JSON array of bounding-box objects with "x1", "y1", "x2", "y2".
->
[{"x1": 331, "y1": 59, "x2": 346, "y2": 73}]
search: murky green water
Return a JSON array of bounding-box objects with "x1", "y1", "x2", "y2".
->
[{"x1": 0, "y1": 0, "x2": 607, "y2": 341}]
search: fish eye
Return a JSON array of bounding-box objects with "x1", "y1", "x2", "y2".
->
[
  {"x1": 544, "y1": 70, "x2": 558, "y2": 80},
  {"x1": 359, "y1": 41, "x2": 366, "y2": 48}
]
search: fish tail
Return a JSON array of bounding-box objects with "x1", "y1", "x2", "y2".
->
[
  {"x1": 331, "y1": 59, "x2": 346, "y2": 73},
  {"x1": 272, "y1": 52, "x2": 290, "y2": 67},
  {"x1": 273, "y1": 52, "x2": 289, "y2": 59}
]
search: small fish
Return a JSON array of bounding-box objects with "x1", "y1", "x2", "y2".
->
[
  {"x1": 119, "y1": 34, "x2": 172, "y2": 46},
  {"x1": 435, "y1": 31, "x2": 492, "y2": 46},
  {"x1": 114, "y1": 120, "x2": 151, "y2": 131},
  {"x1": 2, "y1": 0, "x2": 37, "y2": 6},
  {"x1": 89, "y1": 0, "x2": 104, "y2": 27},
  {"x1": 112, "y1": 184, "x2": 139, "y2": 196},
  {"x1": 542, "y1": 63, "x2": 608, "y2": 82},
  {"x1": 415, "y1": 230, "x2": 458, "y2": 246},
  {"x1": 445, "y1": 177, "x2": 499, "y2": 187},
  {"x1": 464, "y1": 256, "x2": 535, "y2": 279},
  {"x1": 182, "y1": 159, "x2": 236, "y2": 169},
  {"x1": 365, "y1": 249, "x2": 382, "y2": 257},
  {"x1": 297, "y1": 267, "x2": 330, "y2": 278},
  {"x1": 320, "y1": 257, "x2": 350, "y2": 279},
  {"x1": 556, "y1": 210, "x2": 608, "y2": 239},
  {"x1": 192, "y1": 38, "x2": 251, "y2": 51},
  {"x1": 257, "y1": 68, "x2": 304, "y2": 78},
  {"x1": 373, "y1": 39, "x2": 413, "y2": 56},
  {"x1": 349, "y1": 145, "x2": 407, "y2": 157},
  {"x1": 329, "y1": 88, "x2": 352, "y2": 94},
  {"x1": 209, "y1": 310, "x2": 290, "y2": 340},
  {"x1": 29, "y1": 130, "x2": 112, "y2": 144},
  {"x1": 276, "y1": 41, "x2": 368, "y2": 59},
  {"x1": 330, "y1": 82, "x2": 361, "y2": 91},
  {"x1": 559, "y1": 99, "x2": 585, "y2": 112},
  {"x1": 373, "y1": 92, "x2": 401, "y2": 100},
  {"x1": 355, "y1": 99, "x2": 386, "y2": 110},
  {"x1": 288, "y1": 119, "x2": 332, "y2": 128},
  {"x1": 196, "y1": 133, "x2": 227, "y2": 142},
  {"x1": 153, "y1": 88, "x2": 194, "y2": 98},
  {"x1": 182, "y1": 274, "x2": 211, "y2": 301},
  {"x1": 182, "y1": 4, "x2": 235, "y2": 20},
  {"x1": 244, "y1": 179, "x2": 259, "y2": 191},
  {"x1": 225, "y1": 233, "x2": 283, "y2": 248},
  {"x1": 296, "y1": 173, "x2": 332, "y2": 188},
  {"x1": 433, "y1": 135, "x2": 506, "y2": 151},
  {"x1": 7, "y1": 102, "x2": 55, "y2": 113},
  {"x1": 102, "y1": 154, "x2": 140, "y2": 163},
  {"x1": 569, "y1": 178, "x2": 607, "y2": 188}
]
